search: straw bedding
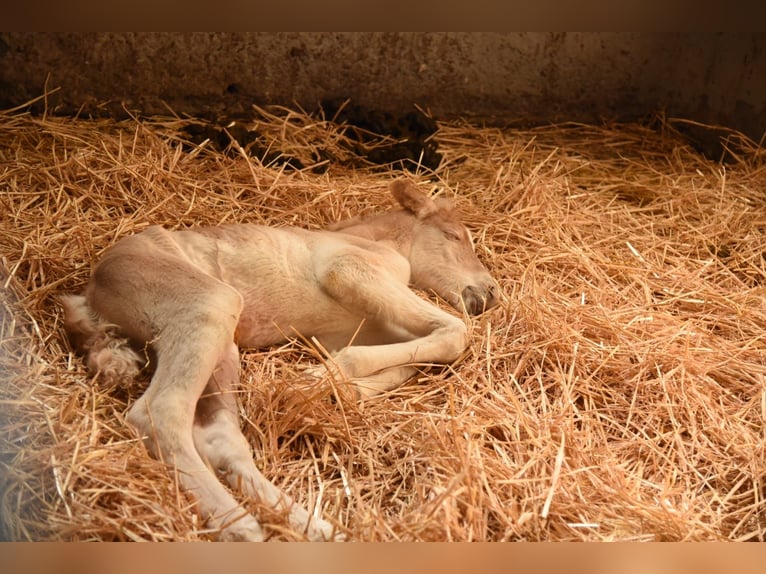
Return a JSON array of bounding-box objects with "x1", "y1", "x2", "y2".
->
[{"x1": 1, "y1": 99, "x2": 764, "y2": 542}]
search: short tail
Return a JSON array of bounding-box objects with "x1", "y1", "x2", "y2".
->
[{"x1": 60, "y1": 294, "x2": 144, "y2": 386}]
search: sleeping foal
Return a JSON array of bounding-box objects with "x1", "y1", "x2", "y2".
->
[{"x1": 61, "y1": 179, "x2": 498, "y2": 541}]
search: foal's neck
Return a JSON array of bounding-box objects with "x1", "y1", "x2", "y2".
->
[{"x1": 331, "y1": 210, "x2": 417, "y2": 257}]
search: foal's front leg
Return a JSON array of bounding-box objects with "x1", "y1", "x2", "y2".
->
[
  {"x1": 314, "y1": 253, "x2": 469, "y2": 396},
  {"x1": 351, "y1": 366, "x2": 421, "y2": 399}
]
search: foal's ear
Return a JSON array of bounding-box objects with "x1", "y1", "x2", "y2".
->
[{"x1": 390, "y1": 179, "x2": 439, "y2": 219}]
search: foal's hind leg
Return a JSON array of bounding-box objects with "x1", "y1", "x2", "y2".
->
[
  {"x1": 193, "y1": 342, "x2": 340, "y2": 541},
  {"x1": 123, "y1": 292, "x2": 270, "y2": 541},
  {"x1": 89, "y1": 252, "x2": 264, "y2": 541}
]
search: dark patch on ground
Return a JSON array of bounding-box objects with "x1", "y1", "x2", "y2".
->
[
  {"x1": 182, "y1": 121, "x2": 309, "y2": 170},
  {"x1": 667, "y1": 120, "x2": 754, "y2": 164},
  {"x1": 320, "y1": 99, "x2": 442, "y2": 171},
  {"x1": 181, "y1": 101, "x2": 442, "y2": 173}
]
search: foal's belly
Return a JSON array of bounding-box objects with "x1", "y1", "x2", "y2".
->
[{"x1": 234, "y1": 287, "x2": 365, "y2": 351}]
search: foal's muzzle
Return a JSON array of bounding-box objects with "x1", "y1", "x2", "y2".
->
[{"x1": 461, "y1": 283, "x2": 498, "y2": 315}]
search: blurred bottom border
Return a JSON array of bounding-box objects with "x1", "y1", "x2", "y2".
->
[{"x1": 3, "y1": 542, "x2": 765, "y2": 574}]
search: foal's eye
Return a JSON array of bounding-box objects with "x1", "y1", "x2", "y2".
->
[{"x1": 443, "y1": 229, "x2": 461, "y2": 241}]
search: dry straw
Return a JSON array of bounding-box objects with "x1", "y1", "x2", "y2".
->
[{"x1": 1, "y1": 99, "x2": 764, "y2": 541}]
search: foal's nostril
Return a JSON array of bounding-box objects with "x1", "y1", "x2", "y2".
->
[
  {"x1": 487, "y1": 283, "x2": 499, "y2": 304},
  {"x1": 461, "y1": 284, "x2": 496, "y2": 315}
]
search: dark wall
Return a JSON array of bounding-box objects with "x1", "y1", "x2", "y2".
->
[{"x1": 1, "y1": 32, "x2": 764, "y2": 140}]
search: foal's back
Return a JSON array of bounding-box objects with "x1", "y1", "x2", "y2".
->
[{"x1": 89, "y1": 222, "x2": 412, "y2": 350}]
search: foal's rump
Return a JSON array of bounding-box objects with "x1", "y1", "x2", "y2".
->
[{"x1": 62, "y1": 226, "x2": 246, "y2": 383}]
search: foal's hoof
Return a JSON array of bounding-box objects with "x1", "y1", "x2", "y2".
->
[
  {"x1": 303, "y1": 361, "x2": 346, "y2": 382},
  {"x1": 303, "y1": 364, "x2": 363, "y2": 403},
  {"x1": 217, "y1": 515, "x2": 266, "y2": 542},
  {"x1": 303, "y1": 363, "x2": 328, "y2": 380},
  {"x1": 306, "y1": 518, "x2": 346, "y2": 542}
]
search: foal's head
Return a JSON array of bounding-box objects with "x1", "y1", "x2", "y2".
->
[{"x1": 390, "y1": 180, "x2": 498, "y2": 315}]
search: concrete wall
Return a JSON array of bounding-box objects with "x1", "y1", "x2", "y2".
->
[{"x1": 1, "y1": 32, "x2": 764, "y2": 140}]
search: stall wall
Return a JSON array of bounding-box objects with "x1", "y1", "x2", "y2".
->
[{"x1": 1, "y1": 33, "x2": 763, "y2": 140}]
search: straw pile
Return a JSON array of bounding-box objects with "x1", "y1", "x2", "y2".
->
[{"x1": 1, "y1": 99, "x2": 765, "y2": 542}]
